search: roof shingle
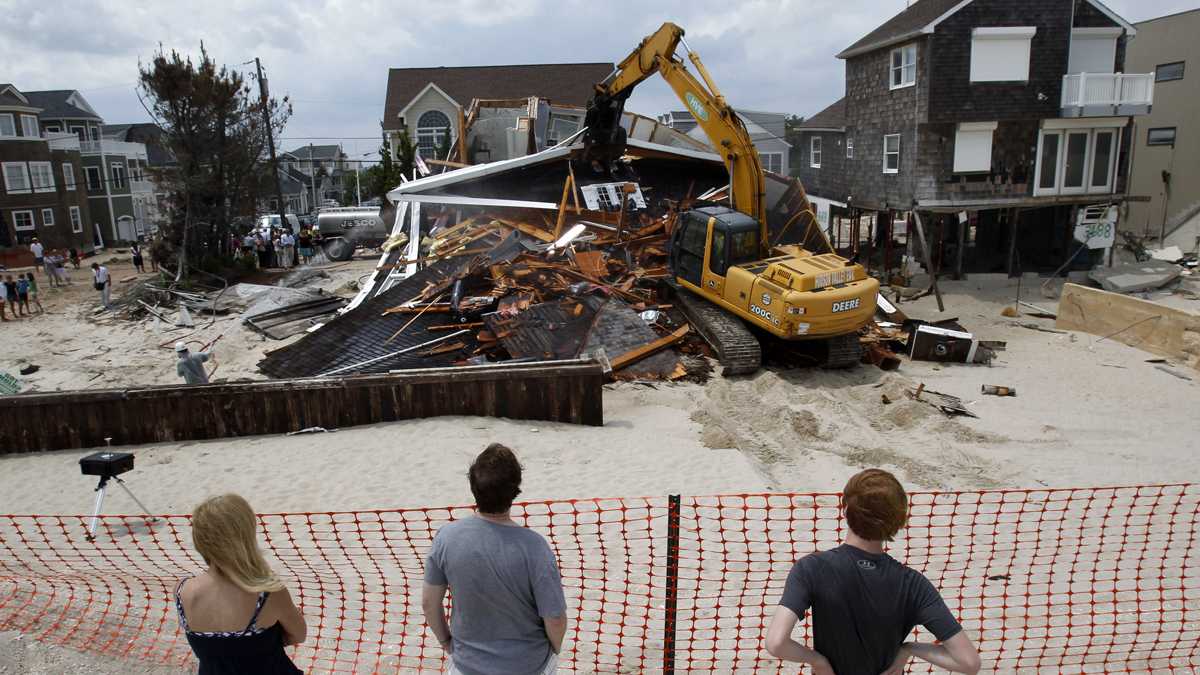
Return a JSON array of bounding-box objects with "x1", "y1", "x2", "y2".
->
[
  {"x1": 23, "y1": 90, "x2": 101, "y2": 121},
  {"x1": 837, "y1": 0, "x2": 964, "y2": 59},
  {"x1": 798, "y1": 98, "x2": 846, "y2": 130},
  {"x1": 382, "y1": 63, "x2": 613, "y2": 128}
]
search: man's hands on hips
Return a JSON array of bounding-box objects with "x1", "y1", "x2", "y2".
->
[{"x1": 881, "y1": 643, "x2": 912, "y2": 675}]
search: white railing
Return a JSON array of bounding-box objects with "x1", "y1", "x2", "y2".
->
[
  {"x1": 1062, "y1": 72, "x2": 1154, "y2": 109},
  {"x1": 130, "y1": 180, "x2": 155, "y2": 193},
  {"x1": 79, "y1": 139, "x2": 149, "y2": 158},
  {"x1": 45, "y1": 133, "x2": 80, "y2": 151}
]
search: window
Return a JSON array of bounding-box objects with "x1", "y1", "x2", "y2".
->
[
  {"x1": 70, "y1": 125, "x2": 86, "y2": 141},
  {"x1": 709, "y1": 228, "x2": 726, "y2": 274},
  {"x1": 759, "y1": 151, "x2": 783, "y2": 174},
  {"x1": 883, "y1": 134, "x2": 901, "y2": 174},
  {"x1": 1038, "y1": 132, "x2": 1061, "y2": 190},
  {"x1": 1034, "y1": 123, "x2": 1123, "y2": 196},
  {"x1": 110, "y1": 162, "x2": 127, "y2": 190},
  {"x1": 29, "y1": 162, "x2": 55, "y2": 192},
  {"x1": 41, "y1": 208, "x2": 54, "y2": 227},
  {"x1": 62, "y1": 163, "x2": 76, "y2": 190},
  {"x1": 89, "y1": 127, "x2": 99, "y2": 141},
  {"x1": 12, "y1": 210, "x2": 34, "y2": 231},
  {"x1": 2, "y1": 162, "x2": 31, "y2": 193},
  {"x1": 970, "y1": 27, "x2": 1036, "y2": 82},
  {"x1": 20, "y1": 115, "x2": 39, "y2": 138},
  {"x1": 846, "y1": 138, "x2": 854, "y2": 159},
  {"x1": 730, "y1": 230, "x2": 759, "y2": 262},
  {"x1": 890, "y1": 44, "x2": 917, "y2": 89},
  {"x1": 1155, "y1": 62, "x2": 1185, "y2": 82},
  {"x1": 0, "y1": 114, "x2": 14, "y2": 137},
  {"x1": 1147, "y1": 127, "x2": 1176, "y2": 146},
  {"x1": 84, "y1": 166, "x2": 103, "y2": 191},
  {"x1": 1090, "y1": 130, "x2": 1115, "y2": 189},
  {"x1": 415, "y1": 110, "x2": 452, "y2": 160},
  {"x1": 953, "y1": 122, "x2": 997, "y2": 173},
  {"x1": 810, "y1": 137, "x2": 822, "y2": 168},
  {"x1": 69, "y1": 206, "x2": 82, "y2": 233},
  {"x1": 45, "y1": 125, "x2": 60, "y2": 134}
]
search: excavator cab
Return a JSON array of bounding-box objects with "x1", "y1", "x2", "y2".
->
[{"x1": 671, "y1": 206, "x2": 761, "y2": 297}]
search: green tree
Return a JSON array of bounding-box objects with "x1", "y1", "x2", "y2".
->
[
  {"x1": 139, "y1": 45, "x2": 291, "y2": 275},
  {"x1": 363, "y1": 121, "x2": 416, "y2": 202}
]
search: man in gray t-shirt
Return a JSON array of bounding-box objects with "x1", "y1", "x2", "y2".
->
[
  {"x1": 174, "y1": 342, "x2": 212, "y2": 385},
  {"x1": 423, "y1": 444, "x2": 568, "y2": 675}
]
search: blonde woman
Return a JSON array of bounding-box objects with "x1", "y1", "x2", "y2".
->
[{"x1": 176, "y1": 494, "x2": 306, "y2": 673}]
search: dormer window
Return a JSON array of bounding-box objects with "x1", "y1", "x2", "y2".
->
[{"x1": 890, "y1": 44, "x2": 917, "y2": 89}]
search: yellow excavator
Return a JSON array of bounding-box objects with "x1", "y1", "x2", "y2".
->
[{"x1": 583, "y1": 22, "x2": 880, "y2": 373}]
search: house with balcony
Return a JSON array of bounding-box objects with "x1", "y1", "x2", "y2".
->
[
  {"x1": 793, "y1": 0, "x2": 1151, "y2": 275},
  {"x1": 22, "y1": 90, "x2": 155, "y2": 246},
  {"x1": 104, "y1": 123, "x2": 171, "y2": 237},
  {"x1": 0, "y1": 84, "x2": 95, "y2": 266}
]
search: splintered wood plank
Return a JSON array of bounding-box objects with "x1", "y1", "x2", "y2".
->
[
  {"x1": 610, "y1": 324, "x2": 690, "y2": 372},
  {"x1": 573, "y1": 250, "x2": 608, "y2": 278}
]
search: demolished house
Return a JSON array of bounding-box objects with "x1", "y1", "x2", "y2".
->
[{"x1": 256, "y1": 124, "x2": 834, "y2": 381}]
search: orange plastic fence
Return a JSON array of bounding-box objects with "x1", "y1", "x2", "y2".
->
[{"x1": 1, "y1": 485, "x2": 1198, "y2": 673}]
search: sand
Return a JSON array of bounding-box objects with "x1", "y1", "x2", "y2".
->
[{"x1": 1, "y1": 265, "x2": 1198, "y2": 673}]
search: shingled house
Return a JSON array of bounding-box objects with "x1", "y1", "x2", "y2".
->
[
  {"x1": 793, "y1": 0, "x2": 1152, "y2": 275},
  {"x1": 381, "y1": 63, "x2": 613, "y2": 164}
]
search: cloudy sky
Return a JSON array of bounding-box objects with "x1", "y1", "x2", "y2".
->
[{"x1": 2, "y1": 0, "x2": 1194, "y2": 163}]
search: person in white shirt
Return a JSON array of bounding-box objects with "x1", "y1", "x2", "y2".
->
[
  {"x1": 91, "y1": 262, "x2": 111, "y2": 309},
  {"x1": 279, "y1": 231, "x2": 295, "y2": 268},
  {"x1": 29, "y1": 239, "x2": 45, "y2": 276}
]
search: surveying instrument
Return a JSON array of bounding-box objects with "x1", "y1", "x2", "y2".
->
[{"x1": 79, "y1": 438, "x2": 158, "y2": 541}]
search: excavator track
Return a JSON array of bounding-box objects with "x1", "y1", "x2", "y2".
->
[
  {"x1": 673, "y1": 288, "x2": 762, "y2": 376},
  {"x1": 821, "y1": 333, "x2": 863, "y2": 369}
]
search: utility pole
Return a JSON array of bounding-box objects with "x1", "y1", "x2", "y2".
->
[
  {"x1": 255, "y1": 57, "x2": 289, "y2": 232},
  {"x1": 310, "y1": 142, "x2": 319, "y2": 213}
]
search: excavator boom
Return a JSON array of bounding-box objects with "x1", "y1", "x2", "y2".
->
[{"x1": 584, "y1": 22, "x2": 767, "y2": 240}]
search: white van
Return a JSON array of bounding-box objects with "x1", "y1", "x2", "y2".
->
[{"x1": 256, "y1": 213, "x2": 300, "y2": 234}]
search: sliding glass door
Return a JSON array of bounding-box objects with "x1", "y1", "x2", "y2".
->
[{"x1": 1034, "y1": 126, "x2": 1121, "y2": 197}]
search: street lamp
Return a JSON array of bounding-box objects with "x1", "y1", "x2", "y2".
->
[{"x1": 355, "y1": 152, "x2": 372, "y2": 207}]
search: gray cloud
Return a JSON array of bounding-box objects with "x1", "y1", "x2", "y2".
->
[{"x1": 1, "y1": 0, "x2": 1192, "y2": 161}]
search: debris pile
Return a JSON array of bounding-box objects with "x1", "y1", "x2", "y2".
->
[{"x1": 258, "y1": 206, "x2": 703, "y2": 380}]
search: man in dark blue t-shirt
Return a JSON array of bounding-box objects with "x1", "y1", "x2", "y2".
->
[{"x1": 766, "y1": 469, "x2": 981, "y2": 674}]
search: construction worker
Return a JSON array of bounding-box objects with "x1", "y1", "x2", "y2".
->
[{"x1": 175, "y1": 342, "x2": 214, "y2": 385}]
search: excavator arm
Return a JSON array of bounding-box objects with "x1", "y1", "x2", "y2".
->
[{"x1": 584, "y1": 22, "x2": 767, "y2": 237}]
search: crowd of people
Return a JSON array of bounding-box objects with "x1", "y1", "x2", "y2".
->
[
  {"x1": 179, "y1": 451, "x2": 982, "y2": 675},
  {"x1": 233, "y1": 227, "x2": 321, "y2": 270}
]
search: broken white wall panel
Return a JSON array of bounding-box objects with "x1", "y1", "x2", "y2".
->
[
  {"x1": 391, "y1": 193, "x2": 560, "y2": 210},
  {"x1": 1056, "y1": 283, "x2": 1200, "y2": 370},
  {"x1": 909, "y1": 325, "x2": 990, "y2": 364}
]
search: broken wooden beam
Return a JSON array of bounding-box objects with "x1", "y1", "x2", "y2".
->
[{"x1": 610, "y1": 324, "x2": 690, "y2": 372}]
